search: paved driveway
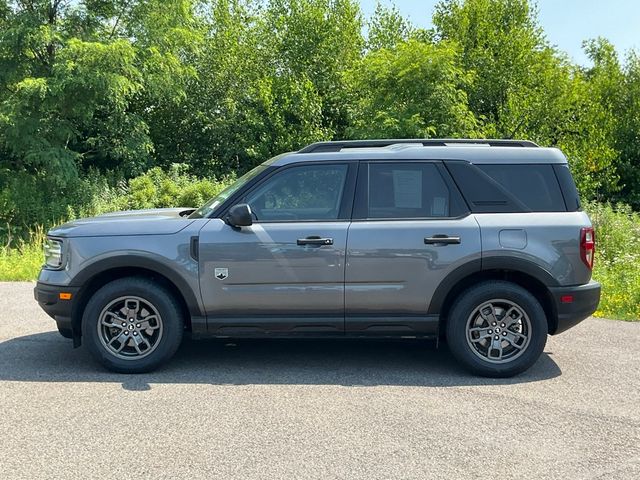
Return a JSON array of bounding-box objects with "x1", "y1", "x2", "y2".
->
[{"x1": 0, "y1": 282, "x2": 638, "y2": 479}]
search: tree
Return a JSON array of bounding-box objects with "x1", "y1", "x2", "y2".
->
[
  {"x1": 347, "y1": 39, "x2": 478, "y2": 139},
  {"x1": 366, "y1": 2, "x2": 413, "y2": 51}
]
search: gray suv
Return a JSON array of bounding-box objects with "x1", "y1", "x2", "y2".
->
[{"x1": 35, "y1": 139, "x2": 601, "y2": 377}]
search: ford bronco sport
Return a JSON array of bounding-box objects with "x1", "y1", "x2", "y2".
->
[{"x1": 35, "y1": 139, "x2": 601, "y2": 377}]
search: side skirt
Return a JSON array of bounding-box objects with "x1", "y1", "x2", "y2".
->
[{"x1": 192, "y1": 314, "x2": 440, "y2": 339}]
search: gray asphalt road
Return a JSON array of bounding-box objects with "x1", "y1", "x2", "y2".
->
[{"x1": 0, "y1": 282, "x2": 639, "y2": 479}]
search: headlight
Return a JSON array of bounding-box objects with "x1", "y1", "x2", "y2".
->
[{"x1": 43, "y1": 238, "x2": 64, "y2": 269}]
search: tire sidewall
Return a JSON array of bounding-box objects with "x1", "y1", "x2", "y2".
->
[
  {"x1": 446, "y1": 281, "x2": 548, "y2": 377},
  {"x1": 82, "y1": 278, "x2": 184, "y2": 373}
]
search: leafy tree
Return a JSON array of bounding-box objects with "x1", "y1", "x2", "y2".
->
[
  {"x1": 366, "y1": 2, "x2": 413, "y2": 51},
  {"x1": 347, "y1": 39, "x2": 478, "y2": 139}
]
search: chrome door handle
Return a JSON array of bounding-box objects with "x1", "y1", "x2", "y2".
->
[
  {"x1": 297, "y1": 236, "x2": 333, "y2": 246},
  {"x1": 424, "y1": 235, "x2": 461, "y2": 245}
]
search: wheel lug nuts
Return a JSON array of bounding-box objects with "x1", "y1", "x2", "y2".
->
[
  {"x1": 121, "y1": 322, "x2": 126, "y2": 327},
  {"x1": 501, "y1": 323, "x2": 506, "y2": 328},
  {"x1": 494, "y1": 335, "x2": 499, "y2": 340},
  {"x1": 503, "y1": 332, "x2": 507, "y2": 336},
  {"x1": 136, "y1": 324, "x2": 141, "y2": 328},
  {"x1": 488, "y1": 329, "x2": 493, "y2": 334},
  {"x1": 124, "y1": 331, "x2": 129, "y2": 335},
  {"x1": 492, "y1": 322, "x2": 497, "y2": 326},
  {"x1": 133, "y1": 332, "x2": 138, "y2": 336}
]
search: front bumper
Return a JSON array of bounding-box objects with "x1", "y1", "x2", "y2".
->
[
  {"x1": 549, "y1": 280, "x2": 601, "y2": 334},
  {"x1": 34, "y1": 282, "x2": 80, "y2": 332}
]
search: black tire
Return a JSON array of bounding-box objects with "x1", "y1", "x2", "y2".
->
[
  {"x1": 446, "y1": 281, "x2": 548, "y2": 378},
  {"x1": 57, "y1": 325, "x2": 73, "y2": 339},
  {"x1": 82, "y1": 277, "x2": 184, "y2": 373}
]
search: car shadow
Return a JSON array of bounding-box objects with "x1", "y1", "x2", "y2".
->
[{"x1": 0, "y1": 331, "x2": 561, "y2": 390}]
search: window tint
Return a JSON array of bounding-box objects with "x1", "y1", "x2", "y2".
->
[
  {"x1": 244, "y1": 164, "x2": 348, "y2": 221},
  {"x1": 478, "y1": 164, "x2": 566, "y2": 212},
  {"x1": 553, "y1": 164, "x2": 581, "y2": 211},
  {"x1": 367, "y1": 163, "x2": 457, "y2": 218}
]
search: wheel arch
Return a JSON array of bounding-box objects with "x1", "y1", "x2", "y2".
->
[
  {"x1": 69, "y1": 256, "x2": 202, "y2": 338},
  {"x1": 430, "y1": 261, "x2": 558, "y2": 334}
]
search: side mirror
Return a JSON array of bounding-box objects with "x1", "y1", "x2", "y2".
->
[{"x1": 226, "y1": 203, "x2": 253, "y2": 227}]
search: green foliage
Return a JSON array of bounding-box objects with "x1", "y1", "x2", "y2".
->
[
  {"x1": 366, "y1": 2, "x2": 414, "y2": 51},
  {"x1": 347, "y1": 40, "x2": 478, "y2": 138},
  {"x1": 120, "y1": 164, "x2": 234, "y2": 210},
  {"x1": 0, "y1": 228, "x2": 46, "y2": 281},
  {"x1": 586, "y1": 202, "x2": 640, "y2": 320}
]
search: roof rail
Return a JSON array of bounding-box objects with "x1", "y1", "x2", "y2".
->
[{"x1": 298, "y1": 138, "x2": 539, "y2": 153}]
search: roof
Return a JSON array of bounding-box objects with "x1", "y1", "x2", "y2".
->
[{"x1": 270, "y1": 139, "x2": 568, "y2": 166}]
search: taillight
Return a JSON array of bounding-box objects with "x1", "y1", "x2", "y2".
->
[{"x1": 580, "y1": 227, "x2": 595, "y2": 270}]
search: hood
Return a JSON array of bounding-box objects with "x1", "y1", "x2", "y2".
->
[{"x1": 49, "y1": 208, "x2": 198, "y2": 238}]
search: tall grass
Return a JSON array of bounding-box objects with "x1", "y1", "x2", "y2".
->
[
  {"x1": 0, "y1": 227, "x2": 46, "y2": 281},
  {"x1": 586, "y1": 202, "x2": 640, "y2": 320}
]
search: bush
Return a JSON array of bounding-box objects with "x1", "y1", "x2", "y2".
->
[
  {"x1": 0, "y1": 164, "x2": 234, "y2": 247},
  {"x1": 119, "y1": 164, "x2": 234, "y2": 211},
  {"x1": 585, "y1": 202, "x2": 640, "y2": 320}
]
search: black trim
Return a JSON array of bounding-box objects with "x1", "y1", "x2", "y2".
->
[
  {"x1": 345, "y1": 315, "x2": 439, "y2": 336},
  {"x1": 190, "y1": 236, "x2": 199, "y2": 261},
  {"x1": 69, "y1": 256, "x2": 203, "y2": 316},
  {"x1": 34, "y1": 282, "x2": 80, "y2": 321},
  {"x1": 548, "y1": 281, "x2": 601, "y2": 334},
  {"x1": 207, "y1": 315, "x2": 344, "y2": 336},
  {"x1": 299, "y1": 139, "x2": 539, "y2": 153},
  {"x1": 481, "y1": 256, "x2": 560, "y2": 287},
  {"x1": 427, "y1": 259, "x2": 482, "y2": 314}
]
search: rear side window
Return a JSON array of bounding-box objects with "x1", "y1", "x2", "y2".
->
[
  {"x1": 478, "y1": 164, "x2": 566, "y2": 212},
  {"x1": 446, "y1": 162, "x2": 567, "y2": 213},
  {"x1": 363, "y1": 163, "x2": 466, "y2": 219},
  {"x1": 553, "y1": 164, "x2": 581, "y2": 211}
]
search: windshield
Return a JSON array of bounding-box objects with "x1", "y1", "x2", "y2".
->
[{"x1": 189, "y1": 164, "x2": 269, "y2": 218}]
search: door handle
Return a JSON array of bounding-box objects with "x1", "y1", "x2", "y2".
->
[
  {"x1": 297, "y1": 236, "x2": 333, "y2": 246},
  {"x1": 424, "y1": 235, "x2": 461, "y2": 245}
]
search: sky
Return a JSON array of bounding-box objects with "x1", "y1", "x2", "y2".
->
[{"x1": 359, "y1": 0, "x2": 640, "y2": 66}]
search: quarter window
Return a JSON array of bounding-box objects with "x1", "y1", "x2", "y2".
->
[{"x1": 478, "y1": 164, "x2": 566, "y2": 212}]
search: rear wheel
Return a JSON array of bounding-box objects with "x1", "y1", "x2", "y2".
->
[
  {"x1": 82, "y1": 277, "x2": 184, "y2": 373},
  {"x1": 446, "y1": 281, "x2": 547, "y2": 377}
]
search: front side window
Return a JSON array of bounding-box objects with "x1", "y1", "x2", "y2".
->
[
  {"x1": 367, "y1": 163, "x2": 457, "y2": 219},
  {"x1": 244, "y1": 164, "x2": 349, "y2": 221}
]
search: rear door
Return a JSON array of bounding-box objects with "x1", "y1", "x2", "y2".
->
[
  {"x1": 198, "y1": 162, "x2": 356, "y2": 335},
  {"x1": 345, "y1": 161, "x2": 481, "y2": 335}
]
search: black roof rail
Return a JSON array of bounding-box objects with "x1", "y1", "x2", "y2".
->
[{"x1": 298, "y1": 138, "x2": 539, "y2": 153}]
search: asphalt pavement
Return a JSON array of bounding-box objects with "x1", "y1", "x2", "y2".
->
[{"x1": 0, "y1": 282, "x2": 639, "y2": 479}]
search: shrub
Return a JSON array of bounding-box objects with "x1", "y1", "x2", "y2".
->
[{"x1": 585, "y1": 202, "x2": 640, "y2": 320}]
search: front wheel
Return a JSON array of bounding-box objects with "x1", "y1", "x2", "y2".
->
[
  {"x1": 82, "y1": 277, "x2": 184, "y2": 373},
  {"x1": 446, "y1": 281, "x2": 548, "y2": 377}
]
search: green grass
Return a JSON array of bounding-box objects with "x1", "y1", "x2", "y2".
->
[
  {"x1": 587, "y1": 202, "x2": 640, "y2": 321},
  {"x1": 2, "y1": 204, "x2": 638, "y2": 321},
  {"x1": 0, "y1": 228, "x2": 45, "y2": 281}
]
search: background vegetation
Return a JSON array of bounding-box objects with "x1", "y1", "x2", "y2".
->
[{"x1": 1, "y1": 0, "x2": 639, "y2": 319}]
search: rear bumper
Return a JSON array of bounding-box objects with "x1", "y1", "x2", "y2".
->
[
  {"x1": 34, "y1": 282, "x2": 80, "y2": 331},
  {"x1": 549, "y1": 280, "x2": 601, "y2": 334}
]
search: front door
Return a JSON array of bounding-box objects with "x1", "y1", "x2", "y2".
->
[{"x1": 198, "y1": 162, "x2": 355, "y2": 336}]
